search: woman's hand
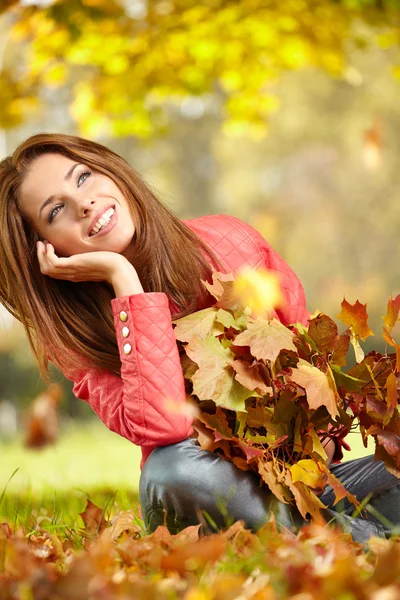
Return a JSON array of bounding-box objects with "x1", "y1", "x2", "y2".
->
[
  {"x1": 323, "y1": 438, "x2": 336, "y2": 468},
  {"x1": 37, "y1": 241, "x2": 144, "y2": 297}
]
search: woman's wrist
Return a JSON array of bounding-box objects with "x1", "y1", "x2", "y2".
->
[{"x1": 109, "y1": 256, "x2": 144, "y2": 297}]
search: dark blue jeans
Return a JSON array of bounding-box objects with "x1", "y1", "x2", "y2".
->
[{"x1": 139, "y1": 437, "x2": 400, "y2": 544}]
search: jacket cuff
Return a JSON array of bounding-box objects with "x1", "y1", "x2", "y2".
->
[{"x1": 111, "y1": 292, "x2": 170, "y2": 362}]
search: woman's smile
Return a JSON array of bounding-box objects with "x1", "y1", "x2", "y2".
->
[{"x1": 88, "y1": 205, "x2": 116, "y2": 237}]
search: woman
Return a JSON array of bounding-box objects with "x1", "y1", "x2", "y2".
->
[{"x1": 0, "y1": 133, "x2": 398, "y2": 543}]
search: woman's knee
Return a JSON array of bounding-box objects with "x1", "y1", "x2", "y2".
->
[
  {"x1": 139, "y1": 438, "x2": 287, "y2": 534},
  {"x1": 139, "y1": 438, "x2": 222, "y2": 533},
  {"x1": 140, "y1": 439, "x2": 206, "y2": 493}
]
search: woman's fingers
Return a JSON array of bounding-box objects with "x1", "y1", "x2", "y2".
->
[
  {"x1": 37, "y1": 241, "x2": 52, "y2": 274},
  {"x1": 36, "y1": 242, "x2": 111, "y2": 282},
  {"x1": 37, "y1": 241, "x2": 69, "y2": 277}
]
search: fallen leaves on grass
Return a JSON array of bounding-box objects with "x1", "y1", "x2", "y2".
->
[{"x1": 2, "y1": 501, "x2": 400, "y2": 599}]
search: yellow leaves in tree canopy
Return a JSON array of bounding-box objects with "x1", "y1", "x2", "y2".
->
[{"x1": 3, "y1": 0, "x2": 399, "y2": 136}]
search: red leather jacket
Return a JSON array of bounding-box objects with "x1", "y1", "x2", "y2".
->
[{"x1": 70, "y1": 214, "x2": 325, "y2": 469}]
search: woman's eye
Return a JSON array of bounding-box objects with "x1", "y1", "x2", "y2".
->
[
  {"x1": 77, "y1": 171, "x2": 91, "y2": 186},
  {"x1": 48, "y1": 204, "x2": 63, "y2": 223}
]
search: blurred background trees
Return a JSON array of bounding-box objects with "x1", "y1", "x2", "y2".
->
[{"x1": 1, "y1": 0, "x2": 400, "y2": 418}]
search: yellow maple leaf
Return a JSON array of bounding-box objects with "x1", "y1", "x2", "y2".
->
[
  {"x1": 233, "y1": 267, "x2": 284, "y2": 317},
  {"x1": 290, "y1": 459, "x2": 325, "y2": 489}
]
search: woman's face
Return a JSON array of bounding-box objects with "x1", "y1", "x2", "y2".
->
[{"x1": 19, "y1": 153, "x2": 136, "y2": 257}]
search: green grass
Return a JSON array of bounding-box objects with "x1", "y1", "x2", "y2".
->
[
  {"x1": 0, "y1": 420, "x2": 142, "y2": 495},
  {"x1": 0, "y1": 421, "x2": 142, "y2": 530},
  {"x1": 0, "y1": 420, "x2": 373, "y2": 531}
]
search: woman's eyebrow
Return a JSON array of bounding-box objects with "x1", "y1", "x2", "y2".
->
[{"x1": 38, "y1": 163, "x2": 80, "y2": 220}]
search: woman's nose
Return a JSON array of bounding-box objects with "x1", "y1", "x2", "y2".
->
[{"x1": 79, "y1": 198, "x2": 96, "y2": 217}]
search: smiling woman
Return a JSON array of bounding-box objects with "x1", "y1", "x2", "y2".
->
[
  {"x1": 0, "y1": 133, "x2": 218, "y2": 378},
  {"x1": 0, "y1": 133, "x2": 398, "y2": 543}
]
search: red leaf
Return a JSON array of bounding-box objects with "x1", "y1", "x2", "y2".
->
[
  {"x1": 231, "y1": 359, "x2": 272, "y2": 394},
  {"x1": 238, "y1": 441, "x2": 265, "y2": 463}
]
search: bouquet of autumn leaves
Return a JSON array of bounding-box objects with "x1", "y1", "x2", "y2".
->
[{"x1": 172, "y1": 269, "x2": 400, "y2": 523}]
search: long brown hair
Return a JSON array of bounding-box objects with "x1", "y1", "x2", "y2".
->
[{"x1": 0, "y1": 133, "x2": 220, "y2": 379}]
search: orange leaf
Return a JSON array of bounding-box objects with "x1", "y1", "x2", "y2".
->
[
  {"x1": 385, "y1": 373, "x2": 398, "y2": 412},
  {"x1": 101, "y1": 510, "x2": 141, "y2": 542},
  {"x1": 337, "y1": 299, "x2": 374, "y2": 341},
  {"x1": 258, "y1": 461, "x2": 291, "y2": 504},
  {"x1": 233, "y1": 267, "x2": 284, "y2": 316},
  {"x1": 202, "y1": 271, "x2": 246, "y2": 316},
  {"x1": 197, "y1": 407, "x2": 234, "y2": 442},
  {"x1": 383, "y1": 294, "x2": 400, "y2": 332},
  {"x1": 382, "y1": 328, "x2": 400, "y2": 372},
  {"x1": 79, "y1": 500, "x2": 108, "y2": 539},
  {"x1": 160, "y1": 535, "x2": 226, "y2": 575},
  {"x1": 320, "y1": 465, "x2": 359, "y2": 508},
  {"x1": 285, "y1": 472, "x2": 327, "y2": 525},
  {"x1": 289, "y1": 363, "x2": 339, "y2": 419},
  {"x1": 24, "y1": 384, "x2": 62, "y2": 449},
  {"x1": 307, "y1": 314, "x2": 338, "y2": 354}
]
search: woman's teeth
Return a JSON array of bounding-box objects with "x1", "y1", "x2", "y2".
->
[{"x1": 90, "y1": 207, "x2": 114, "y2": 236}]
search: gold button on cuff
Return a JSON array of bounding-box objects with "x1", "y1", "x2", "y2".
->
[
  {"x1": 122, "y1": 326, "x2": 129, "y2": 338},
  {"x1": 119, "y1": 311, "x2": 128, "y2": 322},
  {"x1": 123, "y1": 343, "x2": 132, "y2": 355}
]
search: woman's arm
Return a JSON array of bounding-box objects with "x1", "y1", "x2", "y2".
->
[
  {"x1": 38, "y1": 243, "x2": 194, "y2": 464},
  {"x1": 72, "y1": 292, "x2": 194, "y2": 463}
]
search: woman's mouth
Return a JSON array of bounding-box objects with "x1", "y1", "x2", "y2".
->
[{"x1": 89, "y1": 206, "x2": 115, "y2": 237}]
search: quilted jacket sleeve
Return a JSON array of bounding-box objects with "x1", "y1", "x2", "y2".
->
[{"x1": 71, "y1": 292, "x2": 193, "y2": 450}]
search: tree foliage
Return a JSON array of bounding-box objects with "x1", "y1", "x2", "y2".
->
[{"x1": 1, "y1": 0, "x2": 400, "y2": 137}]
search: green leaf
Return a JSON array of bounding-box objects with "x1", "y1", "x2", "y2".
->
[
  {"x1": 330, "y1": 364, "x2": 363, "y2": 392},
  {"x1": 173, "y1": 307, "x2": 222, "y2": 343},
  {"x1": 271, "y1": 390, "x2": 299, "y2": 424},
  {"x1": 234, "y1": 411, "x2": 247, "y2": 437},
  {"x1": 186, "y1": 334, "x2": 233, "y2": 369},
  {"x1": 215, "y1": 308, "x2": 248, "y2": 331}
]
